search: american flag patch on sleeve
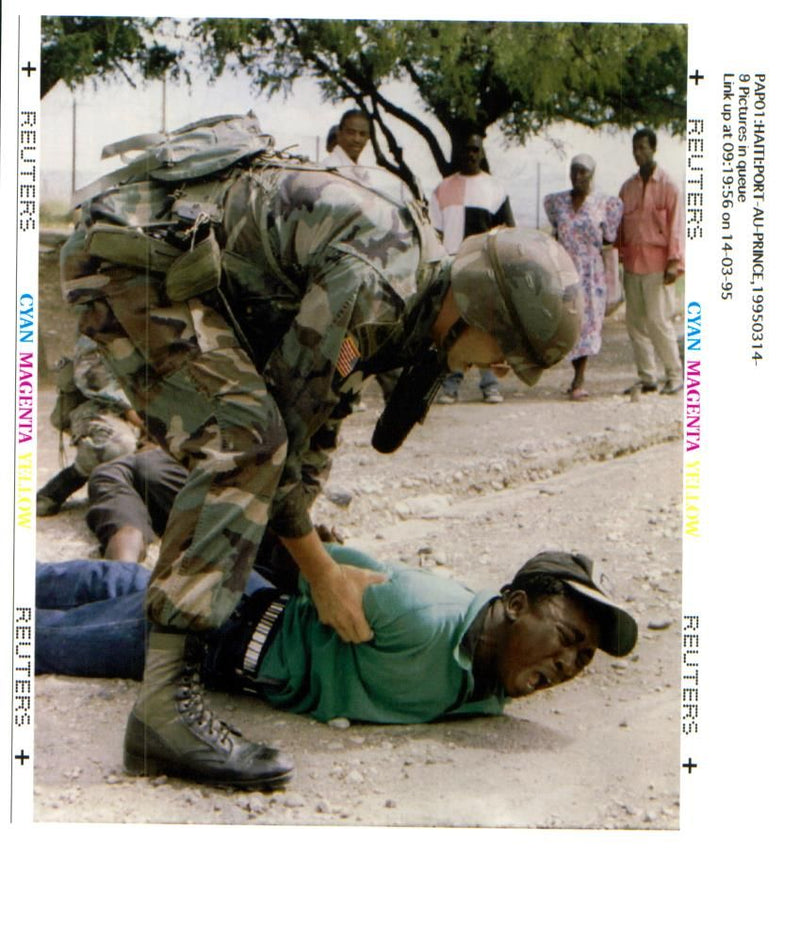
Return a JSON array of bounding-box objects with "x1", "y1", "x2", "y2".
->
[{"x1": 336, "y1": 334, "x2": 361, "y2": 379}]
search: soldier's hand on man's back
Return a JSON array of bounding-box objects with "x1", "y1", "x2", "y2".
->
[{"x1": 310, "y1": 563, "x2": 387, "y2": 644}]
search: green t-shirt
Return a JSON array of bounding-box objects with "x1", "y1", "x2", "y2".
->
[{"x1": 258, "y1": 545, "x2": 505, "y2": 723}]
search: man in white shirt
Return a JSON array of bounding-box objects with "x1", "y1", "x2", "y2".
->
[
  {"x1": 431, "y1": 134, "x2": 515, "y2": 404},
  {"x1": 323, "y1": 110, "x2": 371, "y2": 167}
]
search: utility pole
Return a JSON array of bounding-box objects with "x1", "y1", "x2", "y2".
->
[{"x1": 71, "y1": 96, "x2": 77, "y2": 199}]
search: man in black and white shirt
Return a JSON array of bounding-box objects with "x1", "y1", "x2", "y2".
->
[{"x1": 431, "y1": 133, "x2": 515, "y2": 404}]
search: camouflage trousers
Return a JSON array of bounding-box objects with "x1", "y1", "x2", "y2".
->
[
  {"x1": 142, "y1": 339, "x2": 288, "y2": 632},
  {"x1": 66, "y1": 254, "x2": 289, "y2": 633}
]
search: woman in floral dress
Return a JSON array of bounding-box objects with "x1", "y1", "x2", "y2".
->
[{"x1": 544, "y1": 155, "x2": 623, "y2": 400}]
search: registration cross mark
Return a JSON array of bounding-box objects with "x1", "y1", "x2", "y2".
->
[
  {"x1": 689, "y1": 69, "x2": 705, "y2": 86},
  {"x1": 20, "y1": 61, "x2": 37, "y2": 78},
  {"x1": 15, "y1": 750, "x2": 31, "y2": 766},
  {"x1": 682, "y1": 757, "x2": 698, "y2": 774}
]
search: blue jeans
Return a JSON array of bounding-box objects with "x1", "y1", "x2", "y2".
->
[
  {"x1": 35, "y1": 560, "x2": 273, "y2": 683},
  {"x1": 440, "y1": 369, "x2": 500, "y2": 397}
]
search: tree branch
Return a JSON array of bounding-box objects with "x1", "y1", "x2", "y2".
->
[{"x1": 109, "y1": 58, "x2": 138, "y2": 88}]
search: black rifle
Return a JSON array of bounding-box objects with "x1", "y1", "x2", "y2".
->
[{"x1": 371, "y1": 345, "x2": 445, "y2": 454}]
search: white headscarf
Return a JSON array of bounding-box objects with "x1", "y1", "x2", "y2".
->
[{"x1": 570, "y1": 153, "x2": 596, "y2": 173}]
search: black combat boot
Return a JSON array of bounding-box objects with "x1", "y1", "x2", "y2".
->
[
  {"x1": 36, "y1": 464, "x2": 88, "y2": 516},
  {"x1": 123, "y1": 632, "x2": 293, "y2": 789}
]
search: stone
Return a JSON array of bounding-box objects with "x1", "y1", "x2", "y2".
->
[
  {"x1": 394, "y1": 494, "x2": 450, "y2": 519},
  {"x1": 648, "y1": 618, "x2": 672, "y2": 630},
  {"x1": 325, "y1": 486, "x2": 353, "y2": 508}
]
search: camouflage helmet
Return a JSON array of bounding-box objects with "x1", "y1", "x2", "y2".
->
[{"x1": 450, "y1": 227, "x2": 583, "y2": 386}]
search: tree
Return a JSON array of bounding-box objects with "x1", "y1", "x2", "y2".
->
[
  {"x1": 41, "y1": 17, "x2": 687, "y2": 194},
  {"x1": 192, "y1": 19, "x2": 687, "y2": 191},
  {"x1": 40, "y1": 16, "x2": 183, "y2": 97}
]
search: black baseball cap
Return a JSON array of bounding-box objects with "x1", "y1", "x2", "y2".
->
[{"x1": 508, "y1": 551, "x2": 638, "y2": 657}]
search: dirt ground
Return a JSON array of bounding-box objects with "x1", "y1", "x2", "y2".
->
[{"x1": 33, "y1": 243, "x2": 684, "y2": 828}]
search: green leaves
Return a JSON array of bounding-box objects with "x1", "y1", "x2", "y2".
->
[
  {"x1": 41, "y1": 17, "x2": 183, "y2": 95},
  {"x1": 41, "y1": 17, "x2": 687, "y2": 182}
]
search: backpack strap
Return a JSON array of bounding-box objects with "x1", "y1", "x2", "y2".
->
[
  {"x1": 73, "y1": 112, "x2": 274, "y2": 207},
  {"x1": 101, "y1": 131, "x2": 168, "y2": 161}
]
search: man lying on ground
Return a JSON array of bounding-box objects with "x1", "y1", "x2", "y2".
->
[{"x1": 36, "y1": 545, "x2": 637, "y2": 739}]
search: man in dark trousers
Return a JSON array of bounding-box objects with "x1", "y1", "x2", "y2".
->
[{"x1": 431, "y1": 132, "x2": 516, "y2": 404}]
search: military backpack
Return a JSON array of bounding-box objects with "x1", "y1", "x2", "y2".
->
[{"x1": 69, "y1": 111, "x2": 310, "y2": 306}]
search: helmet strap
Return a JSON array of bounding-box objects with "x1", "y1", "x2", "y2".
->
[{"x1": 439, "y1": 316, "x2": 469, "y2": 358}]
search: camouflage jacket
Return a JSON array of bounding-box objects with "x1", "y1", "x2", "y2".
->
[
  {"x1": 219, "y1": 165, "x2": 449, "y2": 535},
  {"x1": 63, "y1": 161, "x2": 450, "y2": 537}
]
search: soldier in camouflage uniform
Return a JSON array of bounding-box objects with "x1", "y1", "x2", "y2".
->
[
  {"x1": 61, "y1": 139, "x2": 582, "y2": 789},
  {"x1": 37, "y1": 335, "x2": 143, "y2": 517}
]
